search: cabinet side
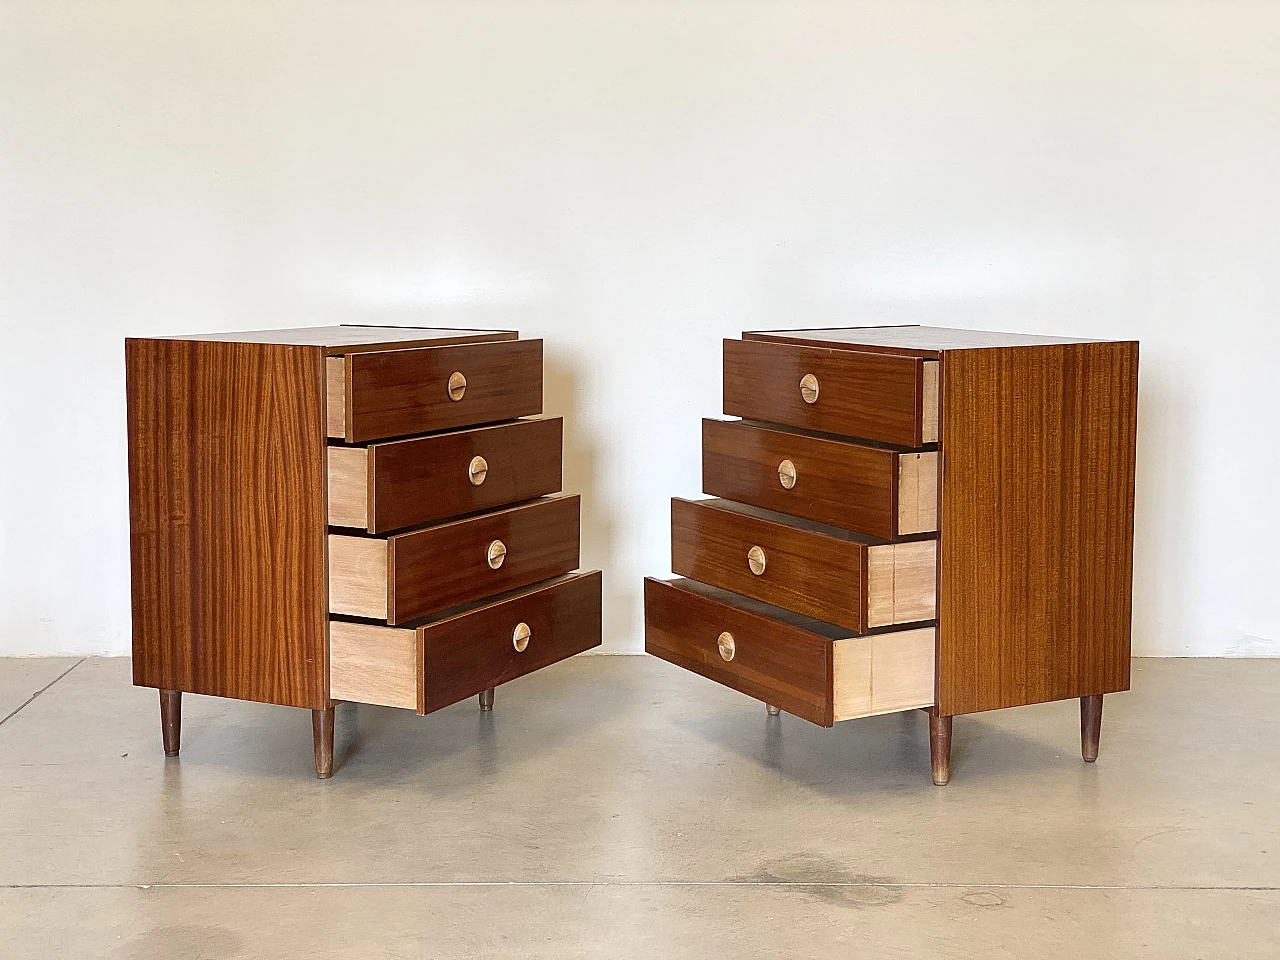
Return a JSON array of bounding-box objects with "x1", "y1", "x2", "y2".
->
[
  {"x1": 937, "y1": 341, "x2": 1138, "y2": 715},
  {"x1": 126, "y1": 338, "x2": 329, "y2": 709}
]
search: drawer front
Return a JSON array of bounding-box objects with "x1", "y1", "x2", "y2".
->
[
  {"x1": 703, "y1": 419, "x2": 936, "y2": 539},
  {"x1": 420, "y1": 571, "x2": 602, "y2": 713},
  {"x1": 389, "y1": 496, "x2": 580, "y2": 624},
  {"x1": 670, "y1": 498, "x2": 868, "y2": 631},
  {"x1": 329, "y1": 339, "x2": 543, "y2": 443},
  {"x1": 723, "y1": 338, "x2": 937, "y2": 446},
  {"x1": 326, "y1": 417, "x2": 563, "y2": 533},
  {"x1": 644, "y1": 577, "x2": 837, "y2": 725}
]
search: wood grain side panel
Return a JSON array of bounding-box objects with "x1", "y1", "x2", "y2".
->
[
  {"x1": 369, "y1": 418, "x2": 563, "y2": 533},
  {"x1": 643, "y1": 577, "x2": 836, "y2": 726},
  {"x1": 896, "y1": 452, "x2": 939, "y2": 535},
  {"x1": 328, "y1": 535, "x2": 389, "y2": 619},
  {"x1": 326, "y1": 446, "x2": 370, "y2": 529},
  {"x1": 419, "y1": 571, "x2": 602, "y2": 714},
  {"x1": 670, "y1": 498, "x2": 868, "y2": 632},
  {"x1": 125, "y1": 338, "x2": 328, "y2": 709},
  {"x1": 921, "y1": 361, "x2": 939, "y2": 443},
  {"x1": 346, "y1": 339, "x2": 543, "y2": 442},
  {"x1": 722, "y1": 338, "x2": 924, "y2": 446},
  {"x1": 326, "y1": 357, "x2": 346, "y2": 439},
  {"x1": 701, "y1": 419, "x2": 900, "y2": 539},
  {"x1": 938, "y1": 342, "x2": 1138, "y2": 715},
  {"x1": 389, "y1": 495, "x2": 581, "y2": 624},
  {"x1": 865, "y1": 540, "x2": 937, "y2": 628},
  {"x1": 832, "y1": 627, "x2": 936, "y2": 720},
  {"x1": 328, "y1": 620, "x2": 419, "y2": 710}
]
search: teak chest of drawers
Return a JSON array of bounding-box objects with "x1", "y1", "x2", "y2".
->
[
  {"x1": 126, "y1": 325, "x2": 602, "y2": 777},
  {"x1": 645, "y1": 325, "x2": 1138, "y2": 783}
]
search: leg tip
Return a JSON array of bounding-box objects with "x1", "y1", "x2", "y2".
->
[
  {"x1": 164, "y1": 750, "x2": 180, "y2": 759},
  {"x1": 765, "y1": 703, "x2": 781, "y2": 716}
]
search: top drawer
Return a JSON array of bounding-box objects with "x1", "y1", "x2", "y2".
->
[
  {"x1": 328, "y1": 339, "x2": 543, "y2": 443},
  {"x1": 723, "y1": 338, "x2": 938, "y2": 447}
]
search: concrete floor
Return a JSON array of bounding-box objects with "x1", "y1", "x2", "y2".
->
[{"x1": 1, "y1": 656, "x2": 1277, "y2": 959}]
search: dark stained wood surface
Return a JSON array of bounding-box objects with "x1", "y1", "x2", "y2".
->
[
  {"x1": 160, "y1": 690, "x2": 181, "y2": 758},
  {"x1": 670, "y1": 498, "x2": 872, "y2": 632},
  {"x1": 937, "y1": 341, "x2": 1138, "y2": 715},
  {"x1": 744, "y1": 325, "x2": 1107, "y2": 358},
  {"x1": 419, "y1": 571, "x2": 602, "y2": 714},
  {"x1": 702, "y1": 418, "x2": 901, "y2": 539},
  {"x1": 368, "y1": 417, "x2": 563, "y2": 533},
  {"x1": 168, "y1": 325, "x2": 516, "y2": 354},
  {"x1": 344, "y1": 339, "x2": 543, "y2": 442},
  {"x1": 927, "y1": 708, "x2": 953, "y2": 785},
  {"x1": 644, "y1": 577, "x2": 842, "y2": 726},
  {"x1": 313, "y1": 706, "x2": 335, "y2": 779},
  {"x1": 723, "y1": 337, "x2": 926, "y2": 446},
  {"x1": 1081, "y1": 694, "x2": 1104, "y2": 762},
  {"x1": 388, "y1": 495, "x2": 581, "y2": 624},
  {"x1": 126, "y1": 338, "x2": 329, "y2": 710}
]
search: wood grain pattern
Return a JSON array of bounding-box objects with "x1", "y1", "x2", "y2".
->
[
  {"x1": 831, "y1": 627, "x2": 936, "y2": 721},
  {"x1": 368, "y1": 417, "x2": 563, "y2": 534},
  {"x1": 126, "y1": 337, "x2": 329, "y2": 709},
  {"x1": 644, "y1": 577, "x2": 843, "y2": 726},
  {"x1": 937, "y1": 342, "x2": 1138, "y2": 715},
  {"x1": 327, "y1": 535, "x2": 389, "y2": 619},
  {"x1": 896, "y1": 452, "x2": 939, "y2": 536},
  {"x1": 702, "y1": 418, "x2": 914, "y2": 539},
  {"x1": 170, "y1": 325, "x2": 516, "y2": 353},
  {"x1": 326, "y1": 357, "x2": 347, "y2": 438},
  {"x1": 328, "y1": 620, "x2": 421, "y2": 710},
  {"x1": 865, "y1": 540, "x2": 937, "y2": 628},
  {"x1": 722, "y1": 338, "x2": 928, "y2": 446},
  {"x1": 327, "y1": 446, "x2": 370, "y2": 529},
  {"x1": 388, "y1": 495, "x2": 580, "y2": 624},
  {"x1": 419, "y1": 571, "x2": 602, "y2": 714},
  {"x1": 159, "y1": 690, "x2": 181, "y2": 757},
  {"x1": 921, "y1": 361, "x2": 939, "y2": 443},
  {"x1": 344, "y1": 339, "x2": 543, "y2": 443}
]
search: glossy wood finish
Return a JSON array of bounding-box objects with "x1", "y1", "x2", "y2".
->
[
  {"x1": 337, "y1": 339, "x2": 543, "y2": 442},
  {"x1": 419, "y1": 571, "x2": 602, "y2": 714},
  {"x1": 328, "y1": 418, "x2": 563, "y2": 534},
  {"x1": 744, "y1": 325, "x2": 1104, "y2": 357},
  {"x1": 126, "y1": 338, "x2": 329, "y2": 710},
  {"x1": 1081, "y1": 694, "x2": 1104, "y2": 762},
  {"x1": 171, "y1": 325, "x2": 515, "y2": 353},
  {"x1": 313, "y1": 706, "x2": 335, "y2": 779},
  {"x1": 723, "y1": 337, "x2": 932, "y2": 446},
  {"x1": 928, "y1": 709, "x2": 953, "y2": 785},
  {"x1": 669, "y1": 498, "x2": 936, "y2": 632},
  {"x1": 479, "y1": 688, "x2": 495, "y2": 711},
  {"x1": 937, "y1": 342, "x2": 1138, "y2": 715},
  {"x1": 160, "y1": 690, "x2": 181, "y2": 758},
  {"x1": 702, "y1": 418, "x2": 935, "y2": 539}
]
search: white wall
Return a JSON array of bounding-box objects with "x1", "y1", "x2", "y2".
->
[{"x1": 1, "y1": 1, "x2": 1276, "y2": 657}]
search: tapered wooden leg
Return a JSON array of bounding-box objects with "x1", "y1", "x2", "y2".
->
[
  {"x1": 765, "y1": 703, "x2": 781, "y2": 716},
  {"x1": 1081, "y1": 694, "x2": 1103, "y2": 762},
  {"x1": 160, "y1": 689, "x2": 181, "y2": 758},
  {"x1": 928, "y1": 709, "x2": 953, "y2": 785},
  {"x1": 313, "y1": 706, "x2": 335, "y2": 779},
  {"x1": 479, "y1": 688, "x2": 494, "y2": 711}
]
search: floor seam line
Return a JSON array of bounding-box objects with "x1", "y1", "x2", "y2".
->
[{"x1": 0, "y1": 658, "x2": 86, "y2": 727}]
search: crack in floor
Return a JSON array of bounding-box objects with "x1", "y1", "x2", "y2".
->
[{"x1": 0, "y1": 658, "x2": 86, "y2": 727}]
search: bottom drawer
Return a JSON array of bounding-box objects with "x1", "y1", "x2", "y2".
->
[
  {"x1": 644, "y1": 577, "x2": 934, "y2": 726},
  {"x1": 330, "y1": 571, "x2": 602, "y2": 713}
]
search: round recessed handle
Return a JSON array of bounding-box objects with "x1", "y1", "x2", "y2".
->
[
  {"x1": 777, "y1": 459, "x2": 797, "y2": 490},
  {"x1": 747, "y1": 545, "x2": 767, "y2": 576},
  {"x1": 468, "y1": 455, "x2": 488, "y2": 486},
  {"x1": 799, "y1": 373, "x2": 819, "y2": 404},
  {"x1": 487, "y1": 539, "x2": 507, "y2": 570},
  {"x1": 512, "y1": 622, "x2": 531, "y2": 652},
  {"x1": 717, "y1": 631, "x2": 736, "y2": 662},
  {"x1": 448, "y1": 371, "x2": 467, "y2": 401}
]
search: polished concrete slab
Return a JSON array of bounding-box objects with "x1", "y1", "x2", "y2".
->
[{"x1": 1, "y1": 655, "x2": 1277, "y2": 958}]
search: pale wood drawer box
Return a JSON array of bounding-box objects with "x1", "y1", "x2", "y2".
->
[
  {"x1": 646, "y1": 325, "x2": 1138, "y2": 785},
  {"x1": 127, "y1": 325, "x2": 599, "y2": 778}
]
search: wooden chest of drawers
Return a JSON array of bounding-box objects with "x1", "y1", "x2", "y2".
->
[
  {"x1": 126, "y1": 325, "x2": 601, "y2": 777},
  {"x1": 646, "y1": 325, "x2": 1138, "y2": 784}
]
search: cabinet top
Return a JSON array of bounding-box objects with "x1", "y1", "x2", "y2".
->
[
  {"x1": 744, "y1": 325, "x2": 1126, "y2": 357},
  {"x1": 146, "y1": 325, "x2": 518, "y2": 354}
]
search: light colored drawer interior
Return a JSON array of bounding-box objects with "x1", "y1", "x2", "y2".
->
[
  {"x1": 329, "y1": 620, "x2": 420, "y2": 712},
  {"x1": 866, "y1": 539, "x2": 937, "y2": 628},
  {"x1": 328, "y1": 535, "x2": 387, "y2": 620},
  {"x1": 897, "y1": 451, "x2": 938, "y2": 536},
  {"x1": 327, "y1": 445, "x2": 369, "y2": 529},
  {"x1": 832, "y1": 626, "x2": 935, "y2": 721}
]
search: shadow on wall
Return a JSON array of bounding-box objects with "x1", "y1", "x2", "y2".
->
[{"x1": 543, "y1": 353, "x2": 629, "y2": 652}]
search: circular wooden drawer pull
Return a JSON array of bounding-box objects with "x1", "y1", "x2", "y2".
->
[
  {"x1": 777, "y1": 459, "x2": 797, "y2": 489},
  {"x1": 717, "y1": 631, "x2": 735, "y2": 662},
  {"x1": 513, "y1": 622, "x2": 531, "y2": 652},
  {"x1": 448, "y1": 371, "x2": 467, "y2": 401},
  {"x1": 487, "y1": 539, "x2": 507, "y2": 569},
  {"x1": 747, "y1": 545, "x2": 767, "y2": 576},
  {"x1": 800, "y1": 373, "x2": 819, "y2": 404},
  {"x1": 468, "y1": 455, "x2": 488, "y2": 485}
]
